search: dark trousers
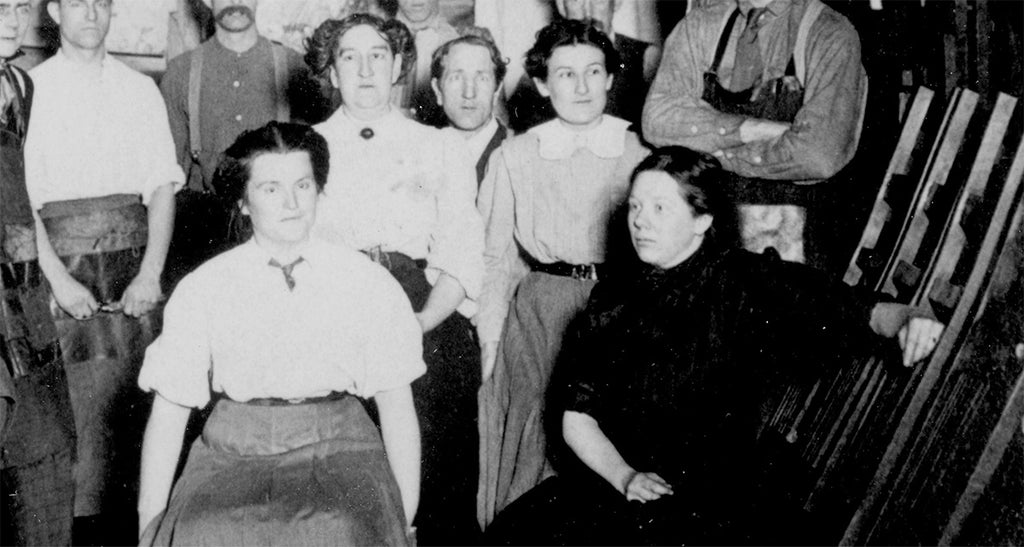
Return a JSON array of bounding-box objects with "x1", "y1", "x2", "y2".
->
[{"x1": 376, "y1": 253, "x2": 483, "y2": 546}]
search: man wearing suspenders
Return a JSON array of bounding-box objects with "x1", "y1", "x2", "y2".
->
[
  {"x1": 160, "y1": 0, "x2": 327, "y2": 284},
  {"x1": 643, "y1": 0, "x2": 868, "y2": 272}
]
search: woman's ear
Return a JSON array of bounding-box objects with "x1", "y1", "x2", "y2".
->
[
  {"x1": 329, "y1": 65, "x2": 340, "y2": 90},
  {"x1": 533, "y1": 77, "x2": 551, "y2": 98},
  {"x1": 391, "y1": 53, "x2": 404, "y2": 85},
  {"x1": 695, "y1": 214, "x2": 713, "y2": 236}
]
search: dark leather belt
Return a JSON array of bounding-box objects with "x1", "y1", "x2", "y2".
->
[
  {"x1": 361, "y1": 247, "x2": 427, "y2": 271},
  {"x1": 531, "y1": 261, "x2": 605, "y2": 281},
  {"x1": 0, "y1": 260, "x2": 43, "y2": 290},
  {"x1": 243, "y1": 391, "x2": 351, "y2": 407},
  {"x1": 2, "y1": 339, "x2": 61, "y2": 380}
]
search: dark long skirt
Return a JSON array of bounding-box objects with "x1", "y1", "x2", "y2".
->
[
  {"x1": 477, "y1": 272, "x2": 596, "y2": 528},
  {"x1": 371, "y1": 252, "x2": 482, "y2": 546},
  {"x1": 39, "y1": 195, "x2": 160, "y2": 517},
  {"x1": 141, "y1": 396, "x2": 411, "y2": 546}
]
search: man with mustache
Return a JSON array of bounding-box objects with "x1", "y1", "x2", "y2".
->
[
  {"x1": 0, "y1": 0, "x2": 77, "y2": 544},
  {"x1": 160, "y1": 0, "x2": 327, "y2": 284}
]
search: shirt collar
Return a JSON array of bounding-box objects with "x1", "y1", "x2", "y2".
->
[
  {"x1": 242, "y1": 236, "x2": 321, "y2": 270},
  {"x1": 396, "y1": 11, "x2": 444, "y2": 33},
  {"x1": 53, "y1": 47, "x2": 116, "y2": 80},
  {"x1": 530, "y1": 115, "x2": 630, "y2": 161},
  {"x1": 465, "y1": 117, "x2": 500, "y2": 161},
  {"x1": 737, "y1": 0, "x2": 789, "y2": 19},
  {"x1": 323, "y1": 106, "x2": 406, "y2": 142}
]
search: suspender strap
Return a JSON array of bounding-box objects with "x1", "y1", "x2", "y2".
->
[
  {"x1": 794, "y1": 0, "x2": 825, "y2": 85},
  {"x1": 271, "y1": 43, "x2": 290, "y2": 123},
  {"x1": 187, "y1": 46, "x2": 204, "y2": 161},
  {"x1": 710, "y1": 8, "x2": 742, "y2": 73}
]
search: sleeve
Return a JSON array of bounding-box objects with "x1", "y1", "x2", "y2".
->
[
  {"x1": 158, "y1": 55, "x2": 193, "y2": 174},
  {"x1": 358, "y1": 270, "x2": 427, "y2": 398},
  {"x1": 0, "y1": 362, "x2": 13, "y2": 444},
  {"x1": 475, "y1": 144, "x2": 528, "y2": 344},
  {"x1": 557, "y1": 284, "x2": 620, "y2": 420},
  {"x1": 136, "y1": 79, "x2": 186, "y2": 204},
  {"x1": 717, "y1": 16, "x2": 867, "y2": 181},
  {"x1": 641, "y1": 12, "x2": 747, "y2": 153},
  {"x1": 424, "y1": 130, "x2": 486, "y2": 313},
  {"x1": 137, "y1": 276, "x2": 214, "y2": 408},
  {"x1": 742, "y1": 251, "x2": 877, "y2": 373},
  {"x1": 22, "y1": 87, "x2": 49, "y2": 211}
]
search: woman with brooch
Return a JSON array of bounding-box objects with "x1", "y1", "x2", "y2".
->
[{"x1": 305, "y1": 14, "x2": 485, "y2": 545}]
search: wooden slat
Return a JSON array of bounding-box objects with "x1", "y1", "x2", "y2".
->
[
  {"x1": 842, "y1": 128, "x2": 1024, "y2": 546},
  {"x1": 844, "y1": 87, "x2": 936, "y2": 287},
  {"x1": 939, "y1": 368, "x2": 1024, "y2": 545},
  {"x1": 881, "y1": 89, "x2": 979, "y2": 298}
]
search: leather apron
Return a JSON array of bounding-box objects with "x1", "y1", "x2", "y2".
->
[
  {"x1": 1, "y1": 66, "x2": 77, "y2": 545},
  {"x1": 39, "y1": 194, "x2": 161, "y2": 517},
  {"x1": 701, "y1": 6, "x2": 817, "y2": 264}
]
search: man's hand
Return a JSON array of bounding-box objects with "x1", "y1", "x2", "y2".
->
[
  {"x1": 120, "y1": 272, "x2": 162, "y2": 317},
  {"x1": 481, "y1": 341, "x2": 499, "y2": 381},
  {"x1": 51, "y1": 275, "x2": 99, "y2": 320},
  {"x1": 739, "y1": 119, "x2": 790, "y2": 144}
]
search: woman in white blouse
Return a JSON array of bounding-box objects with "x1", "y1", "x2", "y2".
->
[
  {"x1": 305, "y1": 14, "x2": 485, "y2": 545},
  {"x1": 136, "y1": 122, "x2": 423, "y2": 546}
]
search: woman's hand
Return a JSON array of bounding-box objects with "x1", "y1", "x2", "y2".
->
[
  {"x1": 623, "y1": 470, "x2": 674, "y2": 503},
  {"x1": 898, "y1": 316, "x2": 944, "y2": 367}
]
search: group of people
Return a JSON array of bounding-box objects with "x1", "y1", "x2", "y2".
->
[{"x1": 0, "y1": 0, "x2": 942, "y2": 546}]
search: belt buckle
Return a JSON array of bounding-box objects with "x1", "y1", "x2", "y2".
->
[{"x1": 571, "y1": 264, "x2": 597, "y2": 281}]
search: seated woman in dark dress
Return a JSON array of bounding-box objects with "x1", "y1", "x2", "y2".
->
[{"x1": 486, "y1": 147, "x2": 943, "y2": 546}]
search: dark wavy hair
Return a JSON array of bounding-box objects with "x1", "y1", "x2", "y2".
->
[
  {"x1": 630, "y1": 146, "x2": 725, "y2": 219},
  {"x1": 429, "y1": 27, "x2": 508, "y2": 84},
  {"x1": 213, "y1": 122, "x2": 330, "y2": 240},
  {"x1": 304, "y1": 13, "x2": 416, "y2": 87},
  {"x1": 524, "y1": 18, "x2": 621, "y2": 81}
]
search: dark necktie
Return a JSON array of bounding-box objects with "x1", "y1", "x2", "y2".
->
[
  {"x1": 731, "y1": 7, "x2": 767, "y2": 92},
  {"x1": 269, "y1": 257, "x2": 305, "y2": 291}
]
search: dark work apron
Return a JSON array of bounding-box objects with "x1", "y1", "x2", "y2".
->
[
  {"x1": 39, "y1": 194, "x2": 161, "y2": 517},
  {"x1": 701, "y1": 6, "x2": 821, "y2": 266},
  {"x1": 0, "y1": 65, "x2": 76, "y2": 546}
]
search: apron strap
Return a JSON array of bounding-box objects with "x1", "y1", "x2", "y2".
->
[
  {"x1": 271, "y1": 43, "x2": 291, "y2": 123},
  {"x1": 709, "y1": 8, "x2": 743, "y2": 74},
  {"x1": 793, "y1": 0, "x2": 825, "y2": 86}
]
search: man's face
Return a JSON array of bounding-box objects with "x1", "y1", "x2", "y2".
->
[
  {"x1": 47, "y1": 0, "x2": 112, "y2": 53},
  {"x1": 397, "y1": 0, "x2": 439, "y2": 24},
  {"x1": 432, "y1": 42, "x2": 498, "y2": 133},
  {"x1": 212, "y1": 0, "x2": 257, "y2": 33},
  {"x1": 0, "y1": 1, "x2": 31, "y2": 59}
]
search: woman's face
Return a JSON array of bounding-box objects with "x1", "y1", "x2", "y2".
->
[
  {"x1": 241, "y1": 151, "x2": 319, "y2": 252},
  {"x1": 330, "y1": 24, "x2": 403, "y2": 120},
  {"x1": 628, "y1": 170, "x2": 713, "y2": 270},
  {"x1": 534, "y1": 44, "x2": 612, "y2": 130}
]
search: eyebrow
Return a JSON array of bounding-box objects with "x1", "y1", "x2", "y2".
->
[{"x1": 339, "y1": 45, "x2": 391, "y2": 53}]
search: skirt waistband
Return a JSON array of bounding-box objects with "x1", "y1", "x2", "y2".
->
[
  {"x1": 203, "y1": 395, "x2": 382, "y2": 457},
  {"x1": 39, "y1": 195, "x2": 148, "y2": 256}
]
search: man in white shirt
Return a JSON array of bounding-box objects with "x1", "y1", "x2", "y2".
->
[
  {"x1": 24, "y1": 0, "x2": 183, "y2": 538},
  {"x1": 430, "y1": 28, "x2": 509, "y2": 185}
]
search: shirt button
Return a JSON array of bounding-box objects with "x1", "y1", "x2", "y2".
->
[
  {"x1": 726, "y1": 152, "x2": 735, "y2": 159},
  {"x1": 235, "y1": 114, "x2": 242, "y2": 122},
  {"x1": 718, "y1": 127, "x2": 727, "y2": 135},
  {"x1": 233, "y1": 80, "x2": 240, "y2": 88},
  {"x1": 753, "y1": 156, "x2": 763, "y2": 164},
  {"x1": 690, "y1": 125, "x2": 699, "y2": 134}
]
